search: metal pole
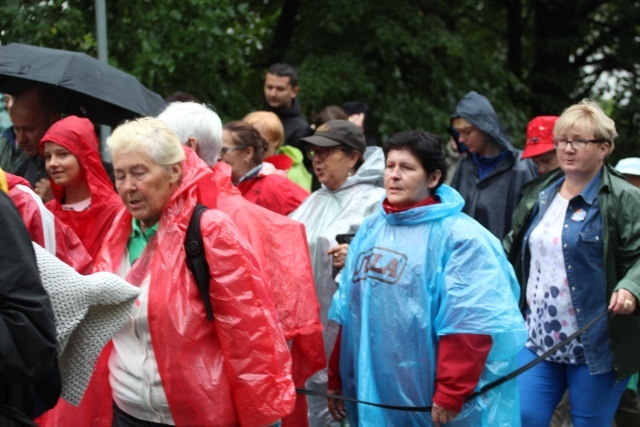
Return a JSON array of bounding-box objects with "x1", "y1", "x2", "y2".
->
[{"x1": 95, "y1": 0, "x2": 111, "y2": 160}]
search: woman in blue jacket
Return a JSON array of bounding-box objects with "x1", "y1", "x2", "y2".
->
[{"x1": 327, "y1": 130, "x2": 525, "y2": 426}]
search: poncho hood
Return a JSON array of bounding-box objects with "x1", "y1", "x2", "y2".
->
[
  {"x1": 380, "y1": 185, "x2": 465, "y2": 226},
  {"x1": 331, "y1": 146, "x2": 384, "y2": 192},
  {"x1": 39, "y1": 116, "x2": 115, "y2": 204}
]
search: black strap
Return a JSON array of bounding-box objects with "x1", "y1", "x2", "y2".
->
[
  {"x1": 298, "y1": 309, "x2": 611, "y2": 412},
  {"x1": 296, "y1": 388, "x2": 432, "y2": 412},
  {"x1": 467, "y1": 308, "x2": 610, "y2": 399},
  {"x1": 0, "y1": 402, "x2": 36, "y2": 426},
  {"x1": 184, "y1": 203, "x2": 214, "y2": 321}
]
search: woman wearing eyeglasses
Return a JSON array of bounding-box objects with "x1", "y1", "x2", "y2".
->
[
  {"x1": 219, "y1": 121, "x2": 309, "y2": 215},
  {"x1": 504, "y1": 99, "x2": 640, "y2": 427},
  {"x1": 290, "y1": 119, "x2": 385, "y2": 426}
]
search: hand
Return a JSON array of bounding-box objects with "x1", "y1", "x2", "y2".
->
[
  {"x1": 328, "y1": 244, "x2": 349, "y2": 269},
  {"x1": 327, "y1": 389, "x2": 347, "y2": 421},
  {"x1": 609, "y1": 289, "x2": 637, "y2": 315},
  {"x1": 34, "y1": 178, "x2": 53, "y2": 203},
  {"x1": 432, "y1": 402, "x2": 458, "y2": 427}
]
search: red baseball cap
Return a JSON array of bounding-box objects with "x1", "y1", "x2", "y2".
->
[{"x1": 522, "y1": 116, "x2": 559, "y2": 159}]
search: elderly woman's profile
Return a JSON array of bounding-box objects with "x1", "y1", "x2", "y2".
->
[{"x1": 39, "y1": 117, "x2": 296, "y2": 427}]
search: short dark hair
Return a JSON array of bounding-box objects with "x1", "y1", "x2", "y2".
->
[
  {"x1": 19, "y1": 86, "x2": 59, "y2": 119},
  {"x1": 267, "y1": 63, "x2": 299, "y2": 88},
  {"x1": 383, "y1": 130, "x2": 448, "y2": 189},
  {"x1": 223, "y1": 121, "x2": 268, "y2": 166}
]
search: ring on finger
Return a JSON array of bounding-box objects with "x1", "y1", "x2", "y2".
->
[{"x1": 624, "y1": 299, "x2": 633, "y2": 307}]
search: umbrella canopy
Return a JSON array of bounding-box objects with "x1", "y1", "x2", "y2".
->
[{"x1": 0, "y1": 43, "x2": 166, "y2": 127}]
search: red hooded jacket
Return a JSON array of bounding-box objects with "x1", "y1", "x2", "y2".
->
[
  {"x1": 211, "y1": 162, "x2": 325, "y2": 427},
  {"x1": 6, "y1": 172, "x2": 92, "y2": 274},
  {"x1": 236, "y1": 170, "x2": 309, "y2": 216},
  {"x1": 39, "y1": 116, "x2": 121, "y2": 259}
]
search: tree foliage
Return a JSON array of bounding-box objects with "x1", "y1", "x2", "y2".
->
[{"x1": 1, "y1": 0, "x2": 639, "y2": 160}]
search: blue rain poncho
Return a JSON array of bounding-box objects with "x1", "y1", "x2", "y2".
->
[{"x1": 329, "y1": 185, "x2": 526, "y2": 426}]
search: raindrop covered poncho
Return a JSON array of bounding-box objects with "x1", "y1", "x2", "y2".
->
[
  {"x1": 290, "y1": 146, "x2": 385, "y2": 426},
  {"x1": 329, "y1": 185, "x2": 526, "y2": 426}
]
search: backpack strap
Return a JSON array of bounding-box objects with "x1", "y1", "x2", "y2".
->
[{"x1": 184, "y1": 203, "x2": 214, "y2": 321}]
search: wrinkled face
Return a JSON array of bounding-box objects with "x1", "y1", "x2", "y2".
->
[
  {"x1": 113, "y1": 150, "x2": 181, "y2": 230},
  {"x1": 555, "y1": 126, "x2": 610, "y2": 180},
  {"x1": 456, "y1": 125, "x2": 491, "y2": 156},
  {"x1": 384, "y1": 149, "x2": 439, "y2": 208},
  {"x1": 11, "y1": 103, "x2": 52, "y2": 157},
  {"x1": 531, "y1": 150, "x2": 559, "y2": 175},
  {"x1": 43, "y1": 142, "x2": 84, "y2": 188},
  {"x1": 219, "y1": 129, "x2": 252, "y2": 184},
  {"x1": 310, "y1": 145, "x2": 360, "y2": 192},
  {"x1": 264, "y1": 73, "x2": 298, "y2": 109}
]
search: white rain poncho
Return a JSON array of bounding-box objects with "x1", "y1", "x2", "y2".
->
[
  {"x1": 290, "y1": 146, "x2": 386, "y2": 426},
  {"x1": 329, "y1": 185, "x2": 526, "y2": 426}
]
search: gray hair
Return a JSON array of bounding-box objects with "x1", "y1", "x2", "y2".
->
[
  {"x1": 157, "y1": 102, "x2": 222, "y2": 166},
  {"x1": 107, "y1": 117, "x2": 185, "y2": 166}
]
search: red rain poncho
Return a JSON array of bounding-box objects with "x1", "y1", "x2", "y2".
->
[
  {"x1": 39, "y1": 147, "x2": 296, "y2": 427},
  {"x1": 211, "y1": 162, "x2": 325, "y2": 427},
  {"x1": 236, "y1": 170, "x2": 309, "y2": 216},
  {"x1": 39, "y1": 116, "x2": 121, "y2": 259},
  {"x1": 6, "y1": 172, "x2": 92, "y2": 274}
]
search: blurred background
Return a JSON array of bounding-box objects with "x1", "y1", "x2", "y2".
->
[{"x1": 2, "y1": 0, "x2": 638, "y2": 162}]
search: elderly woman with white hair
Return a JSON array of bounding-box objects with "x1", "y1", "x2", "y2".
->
[
  {"x1": 504, "y1": 99, "x2": 640, "y2": 427},
  {"x1": 91, "y1": 117, "x2": 295, "y2": 426},
  {"x1": 158, "y1": 102, "x2": 325, "y2": 427}
]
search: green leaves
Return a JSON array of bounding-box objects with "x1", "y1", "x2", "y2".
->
[{"x1": 1, "y1": 0, "x2": 638, "y2": 159}]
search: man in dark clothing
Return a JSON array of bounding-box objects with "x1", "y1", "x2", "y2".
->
[
  {"x1": 11, "y1": 87, "x2": 60, "y2": 201},
  {"x1": 0, "y1": 189, "x2": 57, "y2": 426},
  {"x1": 449, "y1": 91, "x2": 537, "y2": 240},
  {"x1": 264, "y1": 63, "x2": 312, "y2": 150}
]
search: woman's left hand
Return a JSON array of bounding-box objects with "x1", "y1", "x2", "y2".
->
[
  {"x1": 609, "y1": 289, "x2": 638, "y2": 315},
  {"x1": 328, "y1": 244, "x2": 349, "y2": 269},
  {"x1": 432, "y1": 402, "x2": 458, "y2": 426}
]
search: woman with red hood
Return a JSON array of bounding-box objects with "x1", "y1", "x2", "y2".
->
[{"x1": 39, "y1": 115, "x2": 121, "y2": 259}]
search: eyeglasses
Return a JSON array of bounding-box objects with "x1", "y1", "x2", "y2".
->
[
  {"x1": 219, "y1": 146, "x2": 246, "y2": 156},
  {"x1": 306, "y1": 147, "x2": 344, "y2": 161},
  {"x1": 553, "y1": 138, "x2": 605, "y2": 150}
]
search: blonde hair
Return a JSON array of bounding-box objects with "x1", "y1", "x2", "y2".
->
[
  {"x1": 555, "y1": 99, "x2": 617, "y2": 152},
  {"x1": 107, "y1": 117, "x2": 186, "y2": 166},
  {"x1": 243, "y1": 111, "x2": 284, "y2": 149}
]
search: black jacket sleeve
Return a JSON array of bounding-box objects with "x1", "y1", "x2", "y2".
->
[{"x1": 0, "y1": 192, "x2": 57, "y2": 383}]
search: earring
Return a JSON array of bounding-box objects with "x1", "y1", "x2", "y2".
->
[{"x1": 347, "y1": 171, "x2": 353, "y2": 177}]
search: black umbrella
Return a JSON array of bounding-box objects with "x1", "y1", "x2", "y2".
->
[{"x1": 0, "y1": 43, "x2": 166, "y2": 127}]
